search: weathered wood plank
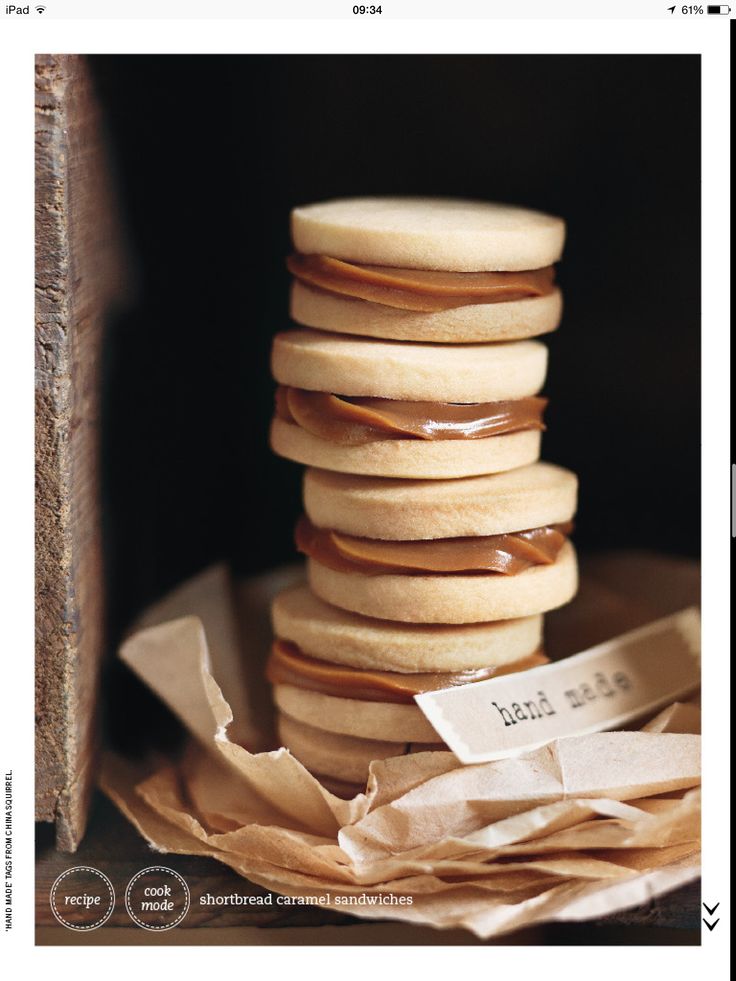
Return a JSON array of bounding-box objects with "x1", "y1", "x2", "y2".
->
[{"x1": 35, "y1": 54, "x2": 128, "y2": 850}]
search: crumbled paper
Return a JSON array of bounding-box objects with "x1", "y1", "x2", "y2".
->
[{"x1": 100, "y1": 564, "x2": 701, "y2": 938}]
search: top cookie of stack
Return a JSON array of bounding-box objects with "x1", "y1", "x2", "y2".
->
[
  {"x1": 289, "y1": 196, "x2": 564, "y2": 343},
  {"x1": 272, "y1": 197, "x2": 565, "y2": 480}
]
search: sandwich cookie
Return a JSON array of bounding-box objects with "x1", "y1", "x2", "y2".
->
[
  {"x1": 271, "y1": 582, "x2": 544, "y2": 673},
  {"x1": 276, "y1": 712, "x2": 444, "y2": 786},
  {"x1": 268, "y1": 582, "x2": 547, "y2": 747},
  {"x1": 297, "y1": 463, "x2": 578, "y2": 623},
  {"x1": 270, "y1": 638, "x2": 548, "y2": 744},
  {"x1": 271, "y1": 329, "x2": 548, "y2": 479},
  {"x1": 288, "y1": 197, "x2": 565, "y2": 343}
]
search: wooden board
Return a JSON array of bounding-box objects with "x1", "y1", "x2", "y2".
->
[{"x1": 35, "y1": 54, "x2": 129, "y2": 850}]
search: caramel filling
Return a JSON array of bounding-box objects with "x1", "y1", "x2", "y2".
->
[
  {"x1": 267, "y1": 638, "x2": 549, "y2": 704},
  {"x1": 275, "y1": 386, "x2": 546, "y2": 445},
  {"x1": 287, "y1": 254, "x2": 556, "y2": 312},
  {"x1": 296, "y1": 516, "x2": 571, "y2": 577}
]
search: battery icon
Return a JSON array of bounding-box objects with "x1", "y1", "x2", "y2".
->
[{"x1": 707, "y1": 4, "x2": 731, "y2": 12}]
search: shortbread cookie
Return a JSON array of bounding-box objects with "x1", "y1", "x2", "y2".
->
[
  {"x1": 277, "y1": 711, "x2": 443, "y2": 783},
  {"x1": 291, "y1": 197, "x2": 565, "y2": 272},
  {"x1": 307, "y1": 540, "x2": 579, "y2": 624},
  {"x1": 303, "y1": 463, "x2": 577, "y2": 541},
  {"x1": 290, "y1": 281, "x2": 563, "y2": 344},
  {"x1": 270, "y1": 418, "x2": 541, "y2": 479},
  {"x1": 271, "y1": 583, "x2": 543, "y2": 672},
  {"x1": 270, "y1": 641, "x2": 547, "y2": 743},
  {"x1": 295, "y1": 475, "x2": 577, "y2": 624},
  {"x1": 274, "y1": 684, "x2": 440, "y2": 743},
  {"x1": 270, "y1": 329, "x2": 548, "y2": 478},
  {"x1": 271, "y1": 329, "x2": 548, "y2": 402}
]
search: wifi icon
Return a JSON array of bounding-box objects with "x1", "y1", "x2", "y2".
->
[{"x1": 36, "y1": 4, "x2": 46, "y2": 11}]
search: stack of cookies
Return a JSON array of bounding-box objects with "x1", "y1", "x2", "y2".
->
[{"x1": 267, "y1": 198, "x2": 578, "y2": 795}]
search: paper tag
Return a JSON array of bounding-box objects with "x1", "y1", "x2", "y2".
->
[{"x1": 415, "y1": 607, "x2": 701, "y2": 764}]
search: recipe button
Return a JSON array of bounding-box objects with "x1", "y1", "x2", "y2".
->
[{"x1": 49, "y1": 866, "x2": 116, "y2": 931}]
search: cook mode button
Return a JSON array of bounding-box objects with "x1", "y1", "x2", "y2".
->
[{"x1": 124, "y1": 866, "x2": 190, "y2": 931}]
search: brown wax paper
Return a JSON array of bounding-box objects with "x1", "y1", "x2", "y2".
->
[{"x1": 100, "y1": 564, "x2": 701, "y2": 938}]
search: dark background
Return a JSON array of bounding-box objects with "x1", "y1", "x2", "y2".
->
[{"x1": 89, "y1": 54, "x2": 701, "y2": 652}]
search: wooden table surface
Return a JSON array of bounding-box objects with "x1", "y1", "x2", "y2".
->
[
  {"x1": 36, "y1": 791, "x2": 700, "y2": 945},
  {"x1": 36, "y1": 551, "x2": 702, "y2": 945}
]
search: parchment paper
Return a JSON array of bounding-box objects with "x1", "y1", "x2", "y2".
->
[{"x1": 99, "y1": 564, "x2": 701, "y2": 938}]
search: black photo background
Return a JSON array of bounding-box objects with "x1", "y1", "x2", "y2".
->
[{"x1": 89, "y1": 55, "x2": 700, "y2": 749}]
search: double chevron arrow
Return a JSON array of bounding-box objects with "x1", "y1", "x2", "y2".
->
[{"x1": 702, "y1": 901, "x2": 720, "y2": 931}]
